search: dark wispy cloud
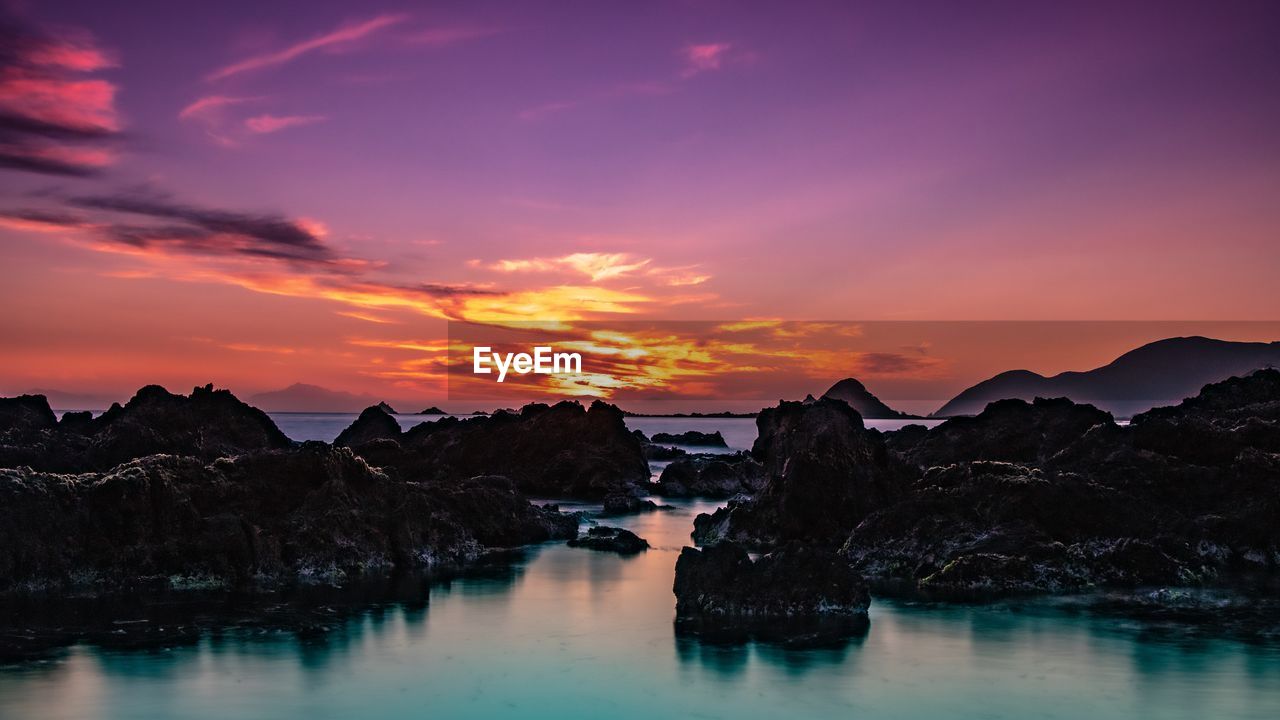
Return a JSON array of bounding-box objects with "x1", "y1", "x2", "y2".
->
[
  {"x1": 0, "y1": 14, "x2": 121, "y2": 177},
  {"x1": 68, "y1": 192, "x2": 333, "y2": 262}
]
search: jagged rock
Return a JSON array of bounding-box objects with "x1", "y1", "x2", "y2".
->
[
  {"x1": 0, "y1": 446, "x2": 576, "y2": 593},
  {"x1": 890, "y1": 397, "x2": 1114, "y2": 468},
  {"x1": 840, "y1": 373, "x2": 1280, "y2": 597},
  {"x1": 601, "y1": 494, "x2": 669, "y2": 515},
  {"x1": 642, "y1": 443, "x2": 687, "y2": 460},
  {"x1": 419, "y1": 406, "x2": 447, "y2": 415},
  {"x1": 674, "y1": 542, "x2": 869, "y2": 616},
  {"x1": 375, "y1": 401, "x2": 398, "y2": 414},
  {"x1": 0, "y1": 395, "x2": 57, "y2": 432},
  {"x1": 631, "y1": 429, "x2": 649, "y2": 443},
  {"x1": 653, "y1": 452, "x2": 764, "y2": 498},
  {"x1": 335, "y1": 406, "x2": 402, "y2": 447},
  {"x1": 650, "y1": 430, "x2": 727, "y2": 447},
  {"x1": 567, "y1": 526, "x2": 649, "y2": 554},
  {"x1": 0, "y1": 384, "x2": 291, "y2": 472},
  {"x1": 673, "y1": 542, "x2": 870, "y2": 645},
  {"x1": 353, "y1": 400, "x2": 650, "y2": 498},
  {"x1": 693, "y1": 399, "x2": 905, "y2": 547}
]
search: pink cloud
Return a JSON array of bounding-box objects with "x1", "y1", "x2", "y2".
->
[
  {"x1": 680, "y1": 42, "x2": 732, "y2": 77},
  {"x1": 206, "y1": 13, "x2": 408, "y2": 81},
  {"x1": 407, "y1": 25, "x2": 504, "y2": 47},
  {"x1": 178, "y1": 95, "x2": 259, "y2": 119},
  {"x1": 244, "y1": 114, "x2": 327, "y2": 134}
]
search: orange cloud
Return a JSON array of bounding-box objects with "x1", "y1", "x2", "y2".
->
[{"x1": 477, "y1": 252, "x2": 654, "y2": 282}]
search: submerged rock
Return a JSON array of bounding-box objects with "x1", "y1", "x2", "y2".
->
[
  {"x1": 601, "y1": 494, "x2": 670, "y2": 515},
  {"x1": 567, "y1": 526, "x2": 649, "y2": 554}
]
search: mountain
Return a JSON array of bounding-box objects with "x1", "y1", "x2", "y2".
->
[
  {"x1": 248, "y1": 383, "x2": 385, "y2": 413},
  {"x1": 821, "y1": 378, "x2": 917, "y2": 418},
  {"x1": 934, "y1": 336, "x2": 1280, "y2": 418}
]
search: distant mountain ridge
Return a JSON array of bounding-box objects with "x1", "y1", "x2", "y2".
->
[
  {"x1": 934, "y1": 336, "x2": 1280, "y2": 418},
  {"x1": 248, "y1": 383, "x2": 389, "y2": 413},
  {"x1": 821, "y1": 378, "x2": 917, "y2": 419}
]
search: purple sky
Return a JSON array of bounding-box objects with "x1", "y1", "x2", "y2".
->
[{"x1": 1, "y1": 0, "x2": 1278, "y2": 404}]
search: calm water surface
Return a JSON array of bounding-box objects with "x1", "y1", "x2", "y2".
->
[{"x1": 3, "y1": 418, "x2": 1276, "y2": 719}]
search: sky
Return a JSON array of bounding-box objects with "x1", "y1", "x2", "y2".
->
[{"x1": 1, "y1": 0, "x2": 1278, "y2": 409}]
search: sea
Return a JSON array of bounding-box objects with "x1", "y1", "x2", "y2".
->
[{"x1": 1, "y1": 414, "x2": 1276, "y2": 719}]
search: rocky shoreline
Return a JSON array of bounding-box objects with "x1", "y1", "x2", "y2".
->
[{"x1": 676, "y1": 370, "x2": 1280, "y2": 637}]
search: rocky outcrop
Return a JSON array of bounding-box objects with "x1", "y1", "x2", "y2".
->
[
  {"x1": 650, "y1": 430, "x2": 728, "y2": 447},
  {"x1": 0, "y1": 445, "x2": 576, "y2": 593},
  {"x1": 601, "y1": 494, "x2": 669, "y2": 515},
  {"x1": 693, "y1": 399, "x2": 905, "y2": 547},
  {"x1": 841, "y1": 371, "x2": 1280, "y2": 597},
  {"x1": 673, "y1": 542, "x2": 870, "y2": 645},
  {"x1": 567, "y1": 526, "x2": 649, "y2": 554},
  {"x1": 0, "y1": 395, "x2": 57, "y2": 432},
  {"x1": 335, "y1": 405, "x2": 402, "y2": 447},
  {"x1": 653, "y1": 452, "x2": 764, "y2": 498},
  {"x1": 0, "y1": 385, "x2": 292, "y2": 472},
  {"x1": 889, "y1": 397, "x2": 1114, "y2": 468},
  {"x1": 344, "y1": 400, "x2": 650, "y2": 498}
]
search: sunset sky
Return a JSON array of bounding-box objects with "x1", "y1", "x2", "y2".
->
[{"x1": 2, "y1": 1, "x2": 1278, "y2": 409}]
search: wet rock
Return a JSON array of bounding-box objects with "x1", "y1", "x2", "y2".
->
[
  {"x1": 650, "y1": 430, "x2": 728, "y2": 447},
  {"x1": 642, "y1": 443, "x2": 687, "y2": 461},
  {"x1": 673, "y1": 542, "x2": 870, "y2": 645},
  {"x1": 601, "y1": 494, "x2": 670, "y2": 515},
  {"x1": 693, "y1": 399, "x2": 905, "y2": 547},
  {"x1": 0, "y1": 446, "x2": 577, "y2": 594},
  {"x1": 653, "y1": 452, "x2": 764, "y2": 498},
  {"x1": 892, "y1": 397, "x2": 1114, "y2": 468},
  {"x1": 335, "y1": 405, "x2": 402, "y2": 447},
  {"x1": 567, "y1": 526, "x2": 649, "y2": 554},
  {"x1": 367, "y1": 400, "x2": 650, "y2": 498}
]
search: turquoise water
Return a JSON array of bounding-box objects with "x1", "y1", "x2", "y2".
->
[
  {"x1": 3, "y1": 418, "x2": 1277, "y2": 719},
  {"x1": 3, "y1": 497, "x2": 1279, "y2": 719}
]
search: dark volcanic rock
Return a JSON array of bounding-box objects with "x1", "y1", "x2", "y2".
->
[
  {"x1": 567, "y1": 526, "x2": 649, "y2": 554},
  {"x1": 674, "y1": 542, "x2": 870, "y2": 617},
  {"x1": 693, "y1": 399, "x2": 904, "y2": 547},
  {"x1": 891, "y1": 397, "x2": 1114, "y2": 468},
  {"x1": 0, "y1": 445, "x2": 576, "y2": 593},
  {"x1": 0, "y1": 395, "x2": 57, "y2": 432},
  {"x1": 335, "y1": 405, "x2": 403, "y2": 447},
  {"x1": 650, "y1": 430, "x2": 727, "y2": 447},
  {"x1": 841, "y1": 373, "x2": 1280, "y2": 598},
  {"x1": 601, "y1": 494, "x2": 669, "y2": 515},
  {"x1": 0, "y1": 384, "x2": 291, "y2": 472},
  {"x1": 673, "y1": 542, "x2": 870, "y2": 645},
  {"x1": 355, "y1": 400, "x2": 650, "y2": 498},
  {"x1": 654, "y1": 452, "x2": 764, "y2": 498},
  {"x1": 642, "y1": 443, "x2": 687, "y2": 460},
  {"x1": 375, "y1": 401, "x2": 398, "y2": 414}
]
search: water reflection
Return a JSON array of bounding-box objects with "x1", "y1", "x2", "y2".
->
[{"x1": 3, "y1": 499, "x2": 1280, "y2": 720}]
